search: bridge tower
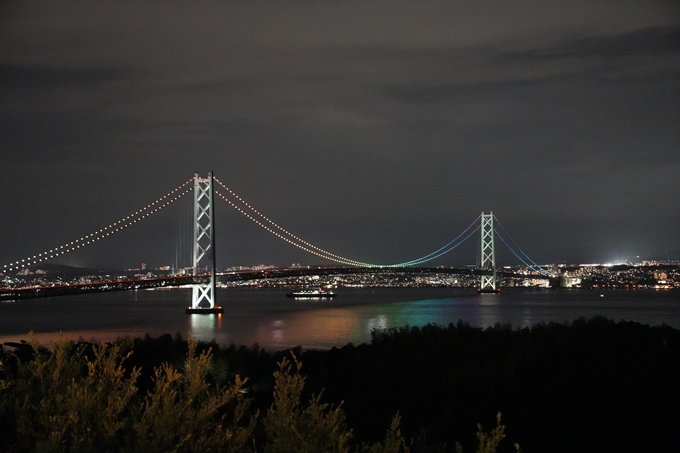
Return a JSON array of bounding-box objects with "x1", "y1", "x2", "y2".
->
[
  {"x1": 186, "y1": 172, "x2": 223, "y2": 314},
  {"x1": 478, "y1": 211, "x2": 500, "y2": 293}
]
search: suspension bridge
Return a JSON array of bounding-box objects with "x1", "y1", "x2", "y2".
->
[{"x1": 1, "y1": 173, "x2": 553, "y2": 312}]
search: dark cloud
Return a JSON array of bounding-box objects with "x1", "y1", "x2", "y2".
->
[
  {"x1": 0, "y1": 63, "x2": 125, "y2": 88},
  {"x1": 502, "y1": 26, "x2": 680, "y2": 60},
  {"x1": 1, "y1": 1, "x2": 679, "y2": 269}
]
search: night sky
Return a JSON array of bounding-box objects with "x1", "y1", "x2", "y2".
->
[{"x1": 1, "y1": 1, "x2": 679, "y2": 271}]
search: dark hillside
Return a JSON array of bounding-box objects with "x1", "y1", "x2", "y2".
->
[
  {"x1": 1, "y1": 317, "x2": 678, "y2": 452},
  {"x1": 296, "y1": 317, "x2": 680, "y2": 452}
]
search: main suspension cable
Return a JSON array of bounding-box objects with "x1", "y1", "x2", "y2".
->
[
  {"x1": 215, "y1": 180, "x2": 478, "y2": 268},
  {"x1": 214, "y1": 177, "x2": 372, "y2": 265},
  {"x1": 397, "y1": 216, "x2": 481, "y2": 266},
  {"x1": 215, "y1": 189, "x2": 372, "y2": 266},
  {"x1": 492, "y1": 215, "x2": 550, "y2": 275},
  {"x1": 2, "y1": 179, "x2": 193, "y2": 272}
]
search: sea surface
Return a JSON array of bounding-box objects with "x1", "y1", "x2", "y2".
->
[{"x1": 1, "y1": 287, "x2": 679, "y2": 350}]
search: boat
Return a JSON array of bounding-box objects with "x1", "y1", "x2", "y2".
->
[{"x1": 286, "y1": 288, "x2": 337, "y2": 299}]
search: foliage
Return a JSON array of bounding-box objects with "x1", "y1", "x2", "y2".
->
[
  {"x1": 129, "y1": 338, "x2": 254, "y2": 453},
  {"x1": 0, "y1": 336, "x2": 253, "y2": 453},
  {"x1": 0, "y1": 337, "x2": 422, "y2": 453},
  {"x1": 453, "y1": 413, "x2": 521, "y2": 453},
  {"x1": 263, "y1": 353, "x2": 352, "y2": 453},
  {"x1": 356, "y1": 414, "x2": 410, "y2": 453},
  {"x1": 305, "y1": 317, "x2": 680, "y2": 452},
  {"x1": 10, "y1": 336, "x2": 140, "y2": 453}
]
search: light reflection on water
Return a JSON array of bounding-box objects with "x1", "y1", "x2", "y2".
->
[
  {"x1": 366, "y1": 315, "x2": 388, "y2": 335},
  {"x1": 188, "y1": 313, "x2": 221, "y2": 344},
  {"x1": 1, "y1": 288, "x2": 678, "y2": 350},
  {"x1": 271, "y1": 319, "x2": 284, "y2": 344}
]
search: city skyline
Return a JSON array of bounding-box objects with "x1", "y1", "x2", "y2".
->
[{"x1": 1, "y1": 1, "x2": 679, "y2": 268}]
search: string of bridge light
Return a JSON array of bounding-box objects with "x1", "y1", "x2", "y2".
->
[
  {"x1": 214, "y1": 189, "x2": 373, "y2": 267},
  {"x1": 2, "y1": 179, "x2": 193, "y2": 273},
  {"x1": 399, "y1": 224, "x2": 481, "y2": 266},
  {"x1": 217, "y1": 178, "x2": 547, "y2": 271},
  {"x1": 397, "y1": 216, "x2": 481, "y2": 266},
  {"x1": 214, "y1": 177, "x2": 378, "y2": 266},
  {"x1": 214, "y1": 181, "x2": 482, "y2": 268},
  {"x1": 494, "y1": 232, "x2": 550, "y2": 275},
  {"x1": 492, "y1": 215, "x2": 551, "y2": 276},
  {"x1": 493, "y1": 215, "x2": 546, "y2": 271}
]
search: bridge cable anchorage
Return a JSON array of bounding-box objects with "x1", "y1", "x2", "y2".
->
[
  {"x1": 492, "y1": 215, "x2": 551, "y2": 276},
  {"x1": 2, "y1": 179, "x2": 194, "y2": 273},
  {"x1": 214, "y1": 177, "x2": 481, "y2": 267}
]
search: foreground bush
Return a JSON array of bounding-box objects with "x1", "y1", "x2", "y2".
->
[
  {"x1": 0, "y1": 335, "x2": 517, "y2": 453},
  {"x1": 1, "y1": 337, "x2": 252, "y2": 453},
  {"x1": 300, "y1": 317, "x2": 680, "y2": 452}
]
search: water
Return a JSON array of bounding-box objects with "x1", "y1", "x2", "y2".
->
[{"x1": 1, "y1": 288, "x2": 678, "y2": 350}]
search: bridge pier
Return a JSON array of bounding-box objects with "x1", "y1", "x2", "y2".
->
[
  {"x1": 186, "y1": 172, "x2": 223, "y2": 314},
  {"x1": 478, "y1": 211, "x2": 500, "y2": 294}
]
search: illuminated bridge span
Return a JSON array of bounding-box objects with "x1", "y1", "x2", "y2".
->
[
  {"x1": 0, "y1": 266, "x2": 551, "y2": 301},
  {"x1": 1, "y1": 173, "x2": 552, "y2": 309}
]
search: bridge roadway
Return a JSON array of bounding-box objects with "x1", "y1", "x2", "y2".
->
[
  {"x1": 0, "y1": 266, "x2": 550, "y2": 300},
  {"x1": 0, "y1": 275, "x2": 207, "y2": 300},
  {"x1": 219, "y1": 266, "x2": 548, "y2": 282}
]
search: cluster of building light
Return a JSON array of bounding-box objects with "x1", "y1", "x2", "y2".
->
[{"x1": 3, "y1": 262, "x2": 679, "y2": 291}]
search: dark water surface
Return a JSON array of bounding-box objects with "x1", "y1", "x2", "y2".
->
[{"x1": 1, "y1": 288, "x2": 678, "y2": 350}]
